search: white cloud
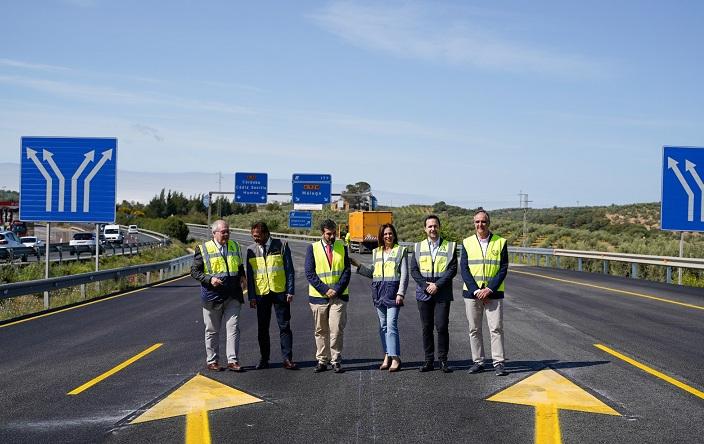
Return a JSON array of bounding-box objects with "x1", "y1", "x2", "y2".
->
[
  {"x1": 309, "y1": 1, "x2": 606, "y2": 78},
  {"x1": 0, "y1": 58, "x2": 72, "y2": 73}
]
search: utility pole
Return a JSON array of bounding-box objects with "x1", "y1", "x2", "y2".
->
[
  {"x1": 519, "y1": 191, "x2": 532, "y2": 247},
  {"x1": 217, "y1": 172, "x2": 223, "y2": 217}
]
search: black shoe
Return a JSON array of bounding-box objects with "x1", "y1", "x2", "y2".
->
[
  {"x1": 494, "y1": 363, "x2": 508, "y2": 376},
  {"x1": 419, "y1": 361, "x2": 434, "y2": 372},
  {"x1": 333, "y1": 363, "x2": 345, "y2": 373},
  {"x1": 440, "y1": 361, "x2": 453, "y2": 373},
  {"x1": 314, "y1": 362, "x2": 328, "y2": 373},
  {"x1": 256, "y1": 360, "x2": 269, "y2": 370},
  {"x1": 468, "y1": 363, "x2": 484, "y2": 374}
]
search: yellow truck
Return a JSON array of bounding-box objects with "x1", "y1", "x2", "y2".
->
[{"x1": 344, "y1": 211, "x2": 393, "y2": 253}]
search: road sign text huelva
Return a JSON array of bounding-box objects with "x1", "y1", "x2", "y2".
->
[
  {"x1": 292, "y1": 174, "x2": 331, "y2": 205},
  {"x1": 234, "y1": 172, "x2": 267, "y2": 204},
  {"x1": 20, "y1": 137, "x2": 117, "y2": 223}
]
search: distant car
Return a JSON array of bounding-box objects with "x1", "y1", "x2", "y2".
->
[
  {"x1": 127, "y1": 225, "x2": 139, "y2": 234},
  {"x1": 20, "y1": 236, "x2": 45, "y2": 249},
  {"x1": 10, "y1": 221, "x2": 27, "y2": 236},
  {"x1": 0, "y1": 230, "x2": 30, "y2": 261},
  {"x1": 70, "y1": 232, "x2": 97, "y2": 247},
  {"x1": 103, "y1": 224, "x2": 124, "y2": 244}
]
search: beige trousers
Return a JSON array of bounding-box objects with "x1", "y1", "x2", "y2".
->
[
  {"x1": 464, "y1": 298, "x2": 505, "y2": 366},
  {"x1": 309, "y1": 298, "x2": 347, "y2": 364}
]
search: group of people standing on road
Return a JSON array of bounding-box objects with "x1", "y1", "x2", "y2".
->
[{"x1": 190, "y1": 209, "x2": 509, "y2": 376}]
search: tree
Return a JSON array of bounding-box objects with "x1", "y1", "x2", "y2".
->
[
  {"x1": 341, "y1": 181, "x2": 372, "y2": 210},
  {"x1": 162, "y1": 217, "x2": 189, "y2": 242}
]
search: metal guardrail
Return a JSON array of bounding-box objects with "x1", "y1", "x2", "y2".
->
[
  {"x1": 0, "y1": 240, "x2": 167, "y2": 264},
  {"x1": 0, "y1": 254, "x2": 193, "y2": 301}
]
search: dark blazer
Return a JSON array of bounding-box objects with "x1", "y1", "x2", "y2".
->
[
  {"x1": 304, "y1": 241, "x2": 351, "y2": 303},
  {"x1": 191, "y1": 241, "x2": 246, "y2": 304},
  {"x1": 409, "y1": 237, "x2": 458, "y2": 302}
]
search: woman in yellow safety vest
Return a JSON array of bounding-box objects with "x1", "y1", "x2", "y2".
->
[{"x1": 351, "y1": 223, "x2": 409, "y2": 372}]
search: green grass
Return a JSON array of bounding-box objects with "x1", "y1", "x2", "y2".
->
[{"x1": 0, "y1": 242, "x2": 191, "y2": 322}]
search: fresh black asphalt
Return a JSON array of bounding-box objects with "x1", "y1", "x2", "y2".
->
[{"x1": 1, "y1": 232, "x2": 702, "y2": 443}]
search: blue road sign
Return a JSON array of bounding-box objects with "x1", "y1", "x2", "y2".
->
[
  {"x1": 20, "y1": 137, "x2": 117, "y2": 223},
  {"x1": 292, "y1": 173, "x2": 331, "y2": 205},
  {"x1": 288, "y1": 210, "x2": 313, "y2": 229},
  {"x1": 235, "y1": 172, "x2": 268, "y2": 204},
  {"x1": 662, "y1": 146, "x2": 704, "y2": 231}
]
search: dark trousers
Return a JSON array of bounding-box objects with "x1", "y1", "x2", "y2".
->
[
  {"x1": 417, "y1": 299, "x2": 451, "y2": 362},
  {"x1": 257, "y1": 294, "x2": 293, "y2": 361}
]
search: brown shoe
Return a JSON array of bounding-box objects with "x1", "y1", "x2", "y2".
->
[
  {"x1": 389, "y1": 357, "x2": 401, "y2": 372},
  {"x1": 379, "y1": 354, "x2": 390, "y2": 370},
  {"x1": 207, "y1": 362, "x2": 222, "y2": 371},
  {"x1": 227, "y1": 362, "x2": 243, "y2": 372},
  {"x1": 283, "y1": 359, "x2": 299, "y2": 370}
]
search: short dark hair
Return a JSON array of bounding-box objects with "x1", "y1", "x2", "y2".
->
[
  {"x1": 474, "y1": 209, "x2": 490, "y2": 224},
  {"x1": 320, "y1": 219, "x2": 337, "y2": 232},
  {"x1": 424, "y1": 214, "x2": 441, "y2": 227},
  {"x1": 251, "y1": 221, "x2": 270, "y2": 234},
  {"x1": 377, "y1": 223, "x2": 398, "y2": 248}
]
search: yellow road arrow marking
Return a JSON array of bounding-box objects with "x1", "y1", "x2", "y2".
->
[
  {"x1": 487, "y1": 369, "x2": 619, "y2": 444},
  {"x1": 130, "y1": 374, "x2": 263, "y2": 444}
]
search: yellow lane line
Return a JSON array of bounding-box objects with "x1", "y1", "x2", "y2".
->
[
  {"x1": 1, "y1": 275, "x2": 190, "y2": 329},
  {"x1": 594, "y1": 344, "x2": 704, "y2": 400},
  {"x1": 67, "y1": 343, "x2": 163, "y2": 395},
  {"x1": 512, "y1": 269, "x2": 704, "y2": 311},
  {"x1": 186, "y1": 410, "x2": 212, "y2": 444}
]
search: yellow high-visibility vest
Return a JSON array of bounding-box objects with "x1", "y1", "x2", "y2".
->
[
  {"x1": 200, "y1": 240, "x2": 242, "y2": 277},
  {"x1": 414, "y1": 238, "x2": 455, "y2": 279},
  {"x1": 248, "y1": 239, "x2": 287, "y2": 295},
  {"x1": 462, "y1": 234, "x2": 506, "y2": 291},
  {"x1": 372, "y1": 244, "x2": 405, "y2": 282},
  {"x1": 309, "y1": 240, "x2": 350, "y2": 298}
]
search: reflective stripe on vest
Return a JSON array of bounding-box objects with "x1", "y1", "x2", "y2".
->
[
  {"x1": 414, "y1": 239, "x2": 455, "y2": 279},
  {"x1": 248, "y1": 239, "x2": 287, "y2": 295},
  {"x1": 309, "y1": 240, "x2": 349, "y2": 297},
  {"x1": 201, "y1": 239, "x2": 242, "y2": 278},
  {"x1": 462, "y1": 234, "x2": 506, "y2": 291},
  {"x1": 372, "y1": 245, "x2": 405, "y2": 283}
]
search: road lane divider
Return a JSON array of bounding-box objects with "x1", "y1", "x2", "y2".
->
[
  {"x1": 594, "y1": 344, "x2": 704, "y2": 400},
  {"x1": 67, "y1": 343, "x2": 163, "y2": 395},
  {"x1": 512, "y1": 269, "x2": 704, "y2": 311},
  {"x1": 130, "y1": 374, "x2": 263, "y2": 444},
  {"x1": 488, "y1": 369, "x2": 619, "y2": 444}
]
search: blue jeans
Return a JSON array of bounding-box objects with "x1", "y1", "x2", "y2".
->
[{"x1": 376, "y1": 305, "x2": 400, "y2": 357}]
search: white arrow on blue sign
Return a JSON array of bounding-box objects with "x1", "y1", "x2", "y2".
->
[
  {"x1": 20, "y1": 137, "x2": 117, "y2": 223},
  {"x1": 289, "y1": 210, "x2": 313, "y2": 228},
  {"x1": 661, "y1": 146, "x2": 704, "y2": 231}
]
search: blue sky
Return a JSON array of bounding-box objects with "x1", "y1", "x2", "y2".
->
[{"x1": 2, "y1": 0, "x2": 703, "y2": 208}]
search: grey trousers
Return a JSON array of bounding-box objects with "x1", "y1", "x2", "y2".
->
[
  {"x1": 203, "y1": 298, "x2": 242, "y2": 364},
  {"x1": 464, "y1": 298, "x2": 505, "y2": 366}
]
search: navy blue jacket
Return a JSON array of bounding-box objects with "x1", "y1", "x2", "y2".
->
[
  {"x1": 460, "y1": 234, "x2": 509, "y2": 299},
  {"x1": 304, "y1": 242, "x2": 351, "y2": 304}
]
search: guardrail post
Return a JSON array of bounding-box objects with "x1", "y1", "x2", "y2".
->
[
  {"x1": 666, "y1": 266, "x2": 672, "y2": 284},
  {"x1": 556, "y1": 256, "x2": 561, "y2": 269},
  {"x1": 146, "y1": 271, "x2": 151, "y2": 285},
  {"x1": 159, "y1": 269, "x2": 164, "y2": 281},
  {"x1": 577, "y1": 257, "x2": 583, "y2": 272},
  {"x1": 43, "y1": 291, "x2": 49, "y2": 309},
  {"x1": 631, "y1": 263, "x2": 638, "y2": 279},
  {"x1": 80, "y1": 284, "x2": 86, "y2": 299},
  {"x1": 603, "y1": 260, "x2": 609, "y2": 274}
]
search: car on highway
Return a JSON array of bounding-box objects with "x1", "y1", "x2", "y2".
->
[
  {"x1": 68, "y1": 231, "x2": 104, "y2": 254},
  {"x1": 127, "y1": 225, "x2": 139, "y2": 234},
  {"x1": 20, "y1": 236, "x2": 45, "y2": 249},
  {"x1": 103, "y1": 224, "x2": 124, "y2": 244},
  {"x1": 0, "y1": 230, "x2": 30, "y2": 261}
]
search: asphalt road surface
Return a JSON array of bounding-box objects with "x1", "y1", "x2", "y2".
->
[{"x1": 1, "y1": 233, "x2": 702, "y2": 443}]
